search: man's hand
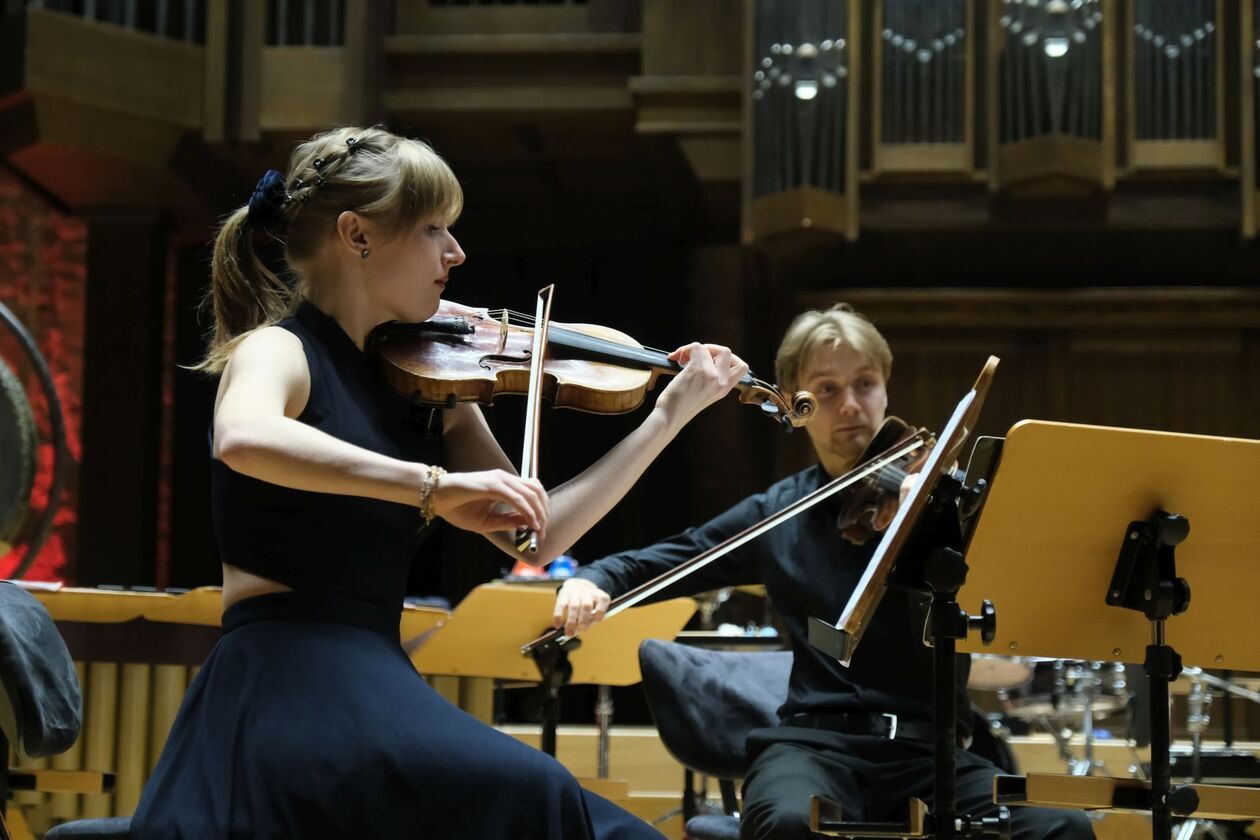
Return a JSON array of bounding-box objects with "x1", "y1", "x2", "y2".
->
[{"x1": 552, "y1": 578, "x2": 612, "y2": 638}]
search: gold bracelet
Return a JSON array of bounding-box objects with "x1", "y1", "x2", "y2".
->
[{"x1": 418, "y1": 465, "x2": 446, "y2": 525}]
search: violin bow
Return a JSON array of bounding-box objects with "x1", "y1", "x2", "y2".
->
[
  {"x1": 520, "y1": 427, "x2": 933, "y2": 655},
  {"x1": 515, "y1": 285, "x2": 555, "y2": 554}
]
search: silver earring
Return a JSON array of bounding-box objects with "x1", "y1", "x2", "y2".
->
[{"x1": 361, "y1": 248, "x2": 370, "y2": 259}]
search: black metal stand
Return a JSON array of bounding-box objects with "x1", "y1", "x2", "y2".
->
[
  {"x1": 918, "y1": 475, "x2": 1007, "y2": 840},
  {"x1": 809, "y1": 474, "x2": 1009, "y2": 839},
  {"x1": 528, "y1": 636, "x2": 579, "y2": 757},
  {"x1": 1106, "y1": 510, "x2": 1199, "y2": 839}
]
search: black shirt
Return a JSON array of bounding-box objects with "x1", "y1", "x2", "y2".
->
[
  {"x1": 211, "y1": 302, "x2": 444, "y2": 608},
  {"x1": 574, "y1": 464, "x2": 970, "y2": 729}
]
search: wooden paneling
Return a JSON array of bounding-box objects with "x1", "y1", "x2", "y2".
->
[
  {"x1": 341, "y1": 0, "x2": 385, "y2": 127},
  {"x1": 385, "y1": 85, "x2": 632, "y2": 114},
  {"x1": 23, "y1": 8, "x2": 203, "y2": 128},
  {"x1": 392, "y1": 0, "x2": 640, "y2": 37},
  {"x1": 1242, "y1": 0, "x2": 1258, "y2": 237},
  {"x1": 259, "y1": 48, "x2": 348, "y2": 130},
  {"x1": 640, "y1": 0, "x2": 741, "y2": 77},
  {"x1": 237, "y1": 0, "x2": 265, "y2": 141},
  {"x1": 783, "y1": 288, "x2": 1260, "y2": 475},
  {"x1": 202, "y1": 0, "x2": 229, "y2": 142}
]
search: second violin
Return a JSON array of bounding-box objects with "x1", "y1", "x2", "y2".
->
[
  {"x1": 834, "y1": 416, "x2": 936, "y2": 544},
  {"x1": 367, "y1": 302, "x2": 818, "y2": 430}
]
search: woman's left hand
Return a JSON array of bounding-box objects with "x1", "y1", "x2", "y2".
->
[{"x1": 654, "y1": 343, "x2": 750, "y2": 428}]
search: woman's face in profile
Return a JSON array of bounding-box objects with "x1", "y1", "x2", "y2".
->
[{"x1": 364, "y1": 216, "x2": 466, "y2": 323}]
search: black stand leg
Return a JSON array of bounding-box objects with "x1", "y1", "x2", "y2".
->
[
  {"x1": 530, "y1": 643, "x2": 576, "y2": 758},
  {"x1": 926, "y1": 549, "x2": 967, "y2": 840},
  {"x1": 925, "y1": 547, "x2": 1004, "y2": 840},
  {"x1": 932, "y1": 629, "x2": 958, "y2": 840},
  {"x1": 1147, "y1": 632, "x2": 1177, "y2": 840}
]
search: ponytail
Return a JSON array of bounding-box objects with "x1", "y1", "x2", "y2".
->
[{"x1": 194, "y1": 206, "x2": 295, "y2": 373}]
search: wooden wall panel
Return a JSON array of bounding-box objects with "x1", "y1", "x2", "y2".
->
[
  {"x1": 782, "y1": 289, "x2": 1260, "y2": 476},
  {"x1": 1065, "y1": 333, "x2": 1245, "y2": 436},
  {"x1": 24, "y1": 9, "x2": 203, "y2": 129}
]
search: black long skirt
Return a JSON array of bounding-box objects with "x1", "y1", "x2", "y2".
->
[{"x1": 131, "y1": 591, "x2": 661, "y2": 839}]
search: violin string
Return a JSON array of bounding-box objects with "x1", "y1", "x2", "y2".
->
[{"x1": 482, "y1": 309, "x2": 676, "y2": 358}]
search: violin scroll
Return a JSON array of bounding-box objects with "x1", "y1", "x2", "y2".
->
[{"x1": 737, "y1": 378, "x2": 819, "y2": 430}]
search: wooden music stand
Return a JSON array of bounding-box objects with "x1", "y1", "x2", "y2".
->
[
  {"x1": 410, "y1": 581, "x2": 695, "y2": 759},
  {"x1": 955, "y1": 420, "x2": 1260, "y2": 840}
]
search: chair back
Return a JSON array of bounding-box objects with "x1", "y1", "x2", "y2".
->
[
  {"x1": 638, "y1": 639, "x2": 790, "y2": 780},
  {"x1": 0, "y1": 582, "x2": 82, "y2": 759}
]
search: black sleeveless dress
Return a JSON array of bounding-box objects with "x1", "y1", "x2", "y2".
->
[{"x1": 131, "y1": 303, "x2": 660, "y2": 839}]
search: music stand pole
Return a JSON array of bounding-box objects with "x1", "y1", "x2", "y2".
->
[
  {"x1": 526, "y1": 636, "x2": 578, "y2": 757},
  {"x1": 1106, "y1": 510, "x2": 1200, "y2": 837},
  {"x1": 916, "y1": 475, "x2": 1003, "y2": 840}
]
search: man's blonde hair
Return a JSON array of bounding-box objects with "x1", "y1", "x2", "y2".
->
[{"x1": 774, "y1": 303, "x2": 893, "y2": 391}]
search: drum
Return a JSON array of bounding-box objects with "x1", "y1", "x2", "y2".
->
[
  {"x1": 968, "y1": 654, "x2": 1036, "y2": 692},
  {"x1": 1003, "y1": 660, "x2": 1130, "y2": 721}
]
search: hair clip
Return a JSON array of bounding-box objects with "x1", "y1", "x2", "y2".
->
[
  {"x1": 314, "y1": 175, "x2": 326, "y2": 187},
  {"x1": 313, "y1": 157, "x2": 326, "y2": 171},
  {"x1": 246, "y1": 169, "x2": 290, "y2": 228},
  {"x1": 345, "y1": 137, "x2": 361, "y2": 153},
  {"x1": 292, "y1": 178, "x2": 306, "y2": 190}
]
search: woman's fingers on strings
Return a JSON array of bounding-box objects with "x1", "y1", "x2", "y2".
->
[{"x1": 668, "y1": 341, "x2": 704, "y2": 365}]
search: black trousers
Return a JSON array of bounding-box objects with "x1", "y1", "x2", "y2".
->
[{"x1": 739, "y1": 727, "x2": 1096, "y2": 840}]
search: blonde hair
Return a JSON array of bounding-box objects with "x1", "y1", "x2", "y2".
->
[
  {"x1": 774, "y1": 303, "x2": 893, "y2": 391},
  {"x1": 198, "y1": 125, "x2": 464, "y2": 372}
]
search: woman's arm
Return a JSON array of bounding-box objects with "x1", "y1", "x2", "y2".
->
[
  {"x1": 444, "y1": 342, "x2": 748, "y2": 564},
  {"x1": 214, "y1": 326, "x2": 546, "y2": 535}
]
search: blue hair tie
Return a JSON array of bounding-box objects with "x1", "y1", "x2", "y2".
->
[{"x1": 246, "y1": 170, "x2": 290, "y2": 227}]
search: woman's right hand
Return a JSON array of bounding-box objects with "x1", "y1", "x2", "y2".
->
[
  {"x1": 553, "y1": 577, "x2": 612, "y2": 637},
  {"x1": 431, "y1": 469, "x2": 548, "y2": 538}
]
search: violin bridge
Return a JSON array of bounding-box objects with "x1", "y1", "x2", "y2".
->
[{"x1": 496, "y1": 310, "x2": 510, "y2": 355}]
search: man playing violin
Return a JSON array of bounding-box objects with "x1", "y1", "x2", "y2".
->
[{"x1": 553, "y1": 304, "x2": 1094, "y2": 840}]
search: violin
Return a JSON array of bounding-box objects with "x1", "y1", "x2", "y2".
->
[
  {"x1": 366, "y1": 300, "x2": 818, "y2": 430},
  {"x1": 834, "y1": 417, "x2": 935, "y2": 545}
]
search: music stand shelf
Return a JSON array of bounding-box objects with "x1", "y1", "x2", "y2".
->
[
  {"x1": 957, "y1": 420, "x2": 1260, "y2": 838},
  {"x1": 409, "y1": 581, "x2": 694, "y2": 686},
  {"x1": 958, "y1": 421, "x2": 1260, "y2": 670}
]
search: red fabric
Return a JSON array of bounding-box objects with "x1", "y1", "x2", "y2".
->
[{"x1": 0, "y1": 170, "x2": 86, "y2": 582}]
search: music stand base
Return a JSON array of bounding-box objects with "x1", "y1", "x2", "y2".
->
[{"x1": 994, "y1": 773, "x2": 1260, "y2": 822}]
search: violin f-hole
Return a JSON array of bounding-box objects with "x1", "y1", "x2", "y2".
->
[{"x1": 478, "y1": 350, "x2": 532, "y2": 372}]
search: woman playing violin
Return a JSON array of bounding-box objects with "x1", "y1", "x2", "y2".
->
[
  {"x1": 553, "y1": 305, "x2": 1095, "y2": 840},
  {"x1": 130, "y1": 125, "x2": 747, "y2": 839}
]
